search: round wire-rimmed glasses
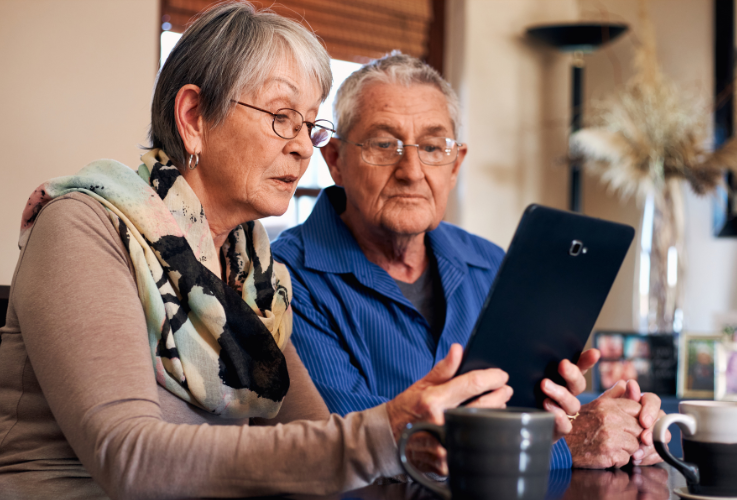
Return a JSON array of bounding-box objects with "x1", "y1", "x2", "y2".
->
[
  {"x1": 339, "y1": 136, "x2": 464, "y2": 166},
  {"x1": 232, "y1": 100, "x2": 335, "y2": 148}
]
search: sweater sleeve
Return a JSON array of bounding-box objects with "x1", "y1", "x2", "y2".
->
[{"x1": 12, "y1": 194, "x2": 401, "y2": 500}]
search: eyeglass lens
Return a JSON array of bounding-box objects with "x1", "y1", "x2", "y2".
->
[
  {"x1": 309, "y1": 121, "x2": 333, "y2": 148},
  {"x1": 272, "y1": 108, "x2": 333, "y2": 148},
  {"x1": 362, "y1": 137, "x2": 458, "y2": 166}
]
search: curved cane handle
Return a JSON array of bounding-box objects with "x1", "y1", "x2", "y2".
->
[
  {"x1": 398, "y1": 422, "x2": 450, "y2": 499},
  {"x1": 653, "y1": 413, "x2": 700, "y2": 485}
]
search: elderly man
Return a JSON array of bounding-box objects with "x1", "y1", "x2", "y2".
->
[{"x1": 272, "y1": 54, "x2": 666, "y2": 472}]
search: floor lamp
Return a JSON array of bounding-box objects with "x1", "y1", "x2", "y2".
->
[{"x1": 526, "y1": 23, "x2": 628, "y2": 212}]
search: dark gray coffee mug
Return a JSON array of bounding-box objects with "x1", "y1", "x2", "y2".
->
[
  {"x1": 398, "y1": 407, "x2": 555, "y2": 500},
  {"x1": 654, "y1": 401, "x2": 737, "y2": 497}
]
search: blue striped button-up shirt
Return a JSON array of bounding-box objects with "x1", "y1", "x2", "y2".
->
[{"x1": 272, "y1": 187, "x2": 572, "y2": 469}]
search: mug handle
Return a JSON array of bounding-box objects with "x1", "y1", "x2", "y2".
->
[
  {"x1": 653, "y1": 413, "x2": 700, "y2": 485},
  {"x1": 398, "y1": 422, "x2": 450, "y2": 499}
]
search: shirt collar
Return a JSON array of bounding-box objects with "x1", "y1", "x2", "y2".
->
[
  {"x1": 302, "y1": 186, "x2": 374, "y2": 278},
  {"x1": 302, "y1": 185, "x2": 493, "y2": 276},
  {"x1": 426, "y1": 221, "x2": 494, "y2": 271}
]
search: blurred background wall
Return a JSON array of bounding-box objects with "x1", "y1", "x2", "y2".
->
[
  {"x1": 447, "y1": 0, "x2": 737, "y2": 333},
  {"x1": 1, "y1": 0, "x2": 736, "y2": 333},
  {"x1": 0, "y1": 0, "x2": 158, "y2": 284}
]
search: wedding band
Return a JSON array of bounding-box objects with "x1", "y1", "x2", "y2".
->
[{"x1": 567, "y1": 412, "x2": 579, "y2": 421}]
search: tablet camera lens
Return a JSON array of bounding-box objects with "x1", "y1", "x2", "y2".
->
[{"x1": 569, "y1": 240, "x2": 583, "y2": 256}]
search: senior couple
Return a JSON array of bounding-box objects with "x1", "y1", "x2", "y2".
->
[{"x1": 0, "y1": 2, "x2": 665, "y2": 499}]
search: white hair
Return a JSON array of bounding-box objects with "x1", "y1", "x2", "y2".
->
[
  {"x1": 333, "y1": 52, "x2": 460, "y2": 139},
  {"x1": 149, "y1": 1, "x2": 332, "y2": 166}
]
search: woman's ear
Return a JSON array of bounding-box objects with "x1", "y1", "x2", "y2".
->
[{"x1": 174, "y1": 84, "x2": 205, "y2": 159}]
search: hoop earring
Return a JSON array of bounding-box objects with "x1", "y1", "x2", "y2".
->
[{"x1": 187, "y1": 152, "x2": 199, "y2": 170}]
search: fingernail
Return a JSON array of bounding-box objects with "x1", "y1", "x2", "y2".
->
[
  {"x1": 643, "y1": 415, "x2": 653, "y2": 427},
  {"x1": 633, "y1": 449, "x2": 645, "y2": 460},
  {"x1": 633, "y1": 460, "x2": 642, "y2": 466}
]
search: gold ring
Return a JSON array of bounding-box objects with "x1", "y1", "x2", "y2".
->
[{"x1": 567, "y1": 412, "x2": 579, "y2": 421}]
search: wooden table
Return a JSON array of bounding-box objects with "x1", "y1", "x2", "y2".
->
[
  {"x1": 280, "y1": 464, "x2": 687, "y2": 500},
  {"x1": 0, "y1": 463, "x2": 688, "y2": 499}
]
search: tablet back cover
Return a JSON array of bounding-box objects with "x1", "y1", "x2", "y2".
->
[{"x1": 457, "y1": 204, "x2": 634, "y2": 408}]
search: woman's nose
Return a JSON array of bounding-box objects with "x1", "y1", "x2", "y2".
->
[{"x1": 288, "y1": 125, "x2": 315, "y2": 159}]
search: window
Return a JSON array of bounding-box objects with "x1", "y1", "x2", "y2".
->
[{"x1": 160, "y1": 33, "x2": 361, "y2": 238}]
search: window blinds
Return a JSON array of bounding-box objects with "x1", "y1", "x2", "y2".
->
[{"x1": 161, "y1": 0, "x2": 437, "y2": 63}]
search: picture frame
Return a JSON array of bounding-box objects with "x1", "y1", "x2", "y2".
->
[
  {"x1": 678, "y1": 333, "x2": 722, "y2": 399},
  {"x1": 715, "y1": 341, "x2": 737, "y2": 401},
  {"x1": 592, "y1": 331, "x2": 677, "y2": 395}
]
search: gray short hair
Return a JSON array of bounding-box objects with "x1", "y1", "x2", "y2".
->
[
  {"x1": 333, "y1": 53, "x2": 460, "y2": 140},
  {"x1": 149, "y1": 1, "x2": 332, "y2": 166}
]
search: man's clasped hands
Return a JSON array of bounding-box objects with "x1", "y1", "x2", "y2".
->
[{"x1": 386, "y1": 345, "x2": 670, "y2": 475}]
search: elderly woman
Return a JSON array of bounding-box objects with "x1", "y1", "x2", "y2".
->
[{"x1": 0, "y1": 2, "x2": 513, "y2": 499}]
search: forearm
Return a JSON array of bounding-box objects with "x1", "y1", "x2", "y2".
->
[{"x1": 82, "y1": 400, "x2": 399, "y2": 499}]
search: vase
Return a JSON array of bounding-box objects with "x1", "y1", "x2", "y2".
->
[{"x1": 634, "y1": 178, "x2": 686, "y2": 333}]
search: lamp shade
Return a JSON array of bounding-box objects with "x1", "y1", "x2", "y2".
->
[{"x1": 526, "y1": 23, "x2": 628, "y2": 53}]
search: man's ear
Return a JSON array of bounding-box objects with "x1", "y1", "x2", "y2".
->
[
  {"x1": 321, "y1": 137, "x2": 344, "y2": 186},
  {"x1": 448, "y1": 143, "x2": 466, "y2": 190},
  {"x1": 174, "y1": 84, "x2": 205, "y2": 161}
]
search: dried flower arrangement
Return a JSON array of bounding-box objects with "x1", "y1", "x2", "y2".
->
[
  {"x1": 569, "y1": 1, "x2": 734, "y2": 202},
  {"x1": 568, "y1": 0, "x2": 737, "y2": 332}
]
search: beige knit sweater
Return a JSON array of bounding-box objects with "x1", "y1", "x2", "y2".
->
[{"x1": 0, "y1": 193, "x2": 401, "y2": 500}]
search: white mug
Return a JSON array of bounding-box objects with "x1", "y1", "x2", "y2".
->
[{"x1": 653, "y1": 401, "x2": 737, "y2": 497}]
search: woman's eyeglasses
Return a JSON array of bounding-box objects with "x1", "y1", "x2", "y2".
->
[
  {"x1": 232, "y1": 101, "x2": 335, "y2": 148},
  {"x1": 339, "y1": 136, "x2": 463, "y2": 166}
]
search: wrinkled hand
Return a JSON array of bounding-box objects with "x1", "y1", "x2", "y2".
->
[
  {"x1": 386, "y1": 343, "x2": 512, "y2": 475},
  {"x1": 541, "y1": 348, "x2": 600, "y2": 441},
  {"x1": 565, "y1": 380, "x2": 648, "y2": 468},
  {"x1": 618, "y1": 380, "x2": 669, "y2": 466},
  {"x1": 563, "y1": 466, "x2": 670, "y2": 500}
]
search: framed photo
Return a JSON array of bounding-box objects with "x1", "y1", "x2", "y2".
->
[
  {"x1": 597, "y1": 332, "x2": 624, "y2": 359},
  {"x1": 593, "y1": 332, "x2": 677, "y2": 395},
  {"x1": 715, "y1": 342, "x2": 737, "y2": 401},
  {"x1": 678, "y1": 333, "x2": 722, "y2": 399}
]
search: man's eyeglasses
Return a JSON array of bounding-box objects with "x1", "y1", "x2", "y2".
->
[
  {"x1": 339, "y1": 137, "x2": 463, "y2": 166},
  {"x1": 232, "y1": 101, "x2": 335, "y2": 148}
]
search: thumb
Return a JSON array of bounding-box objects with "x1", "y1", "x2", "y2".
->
[
  {"x1": 423, "y1": 343, "x2": 464, "y2": 384},
  {"x1": 600, "y1": 379, "x2": 627, "y2": 399}
]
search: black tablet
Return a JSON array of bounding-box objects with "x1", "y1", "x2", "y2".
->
[{"x1": 456, "y1": 204, "x2": 634, "y2": 408}]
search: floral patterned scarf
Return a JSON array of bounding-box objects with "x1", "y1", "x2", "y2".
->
[{"x1": 19, "y1": 149, "x2": 292, "y2": 419}]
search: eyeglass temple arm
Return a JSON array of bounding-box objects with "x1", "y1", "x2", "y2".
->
[
  {"x1": 232, "y1": 101, "x2": 276, "y2": 117},
  {"x1": 312, "y1": 121, "x2": 337, "y2": 134}
]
